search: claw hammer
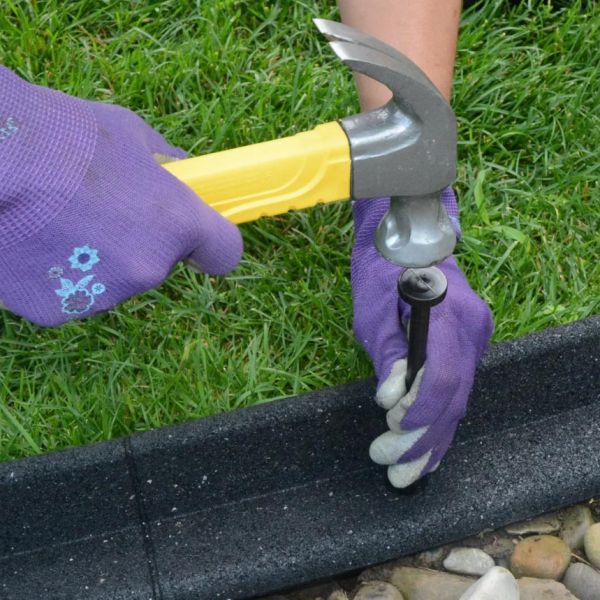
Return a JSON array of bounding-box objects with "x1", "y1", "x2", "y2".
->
[{"x1": 163, "y1": 19, "x2": 458, "y2": 386}]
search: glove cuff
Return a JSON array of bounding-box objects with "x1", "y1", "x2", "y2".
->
[{"x1": 0, "y1": 66, "x2": 97, "y2": 250}]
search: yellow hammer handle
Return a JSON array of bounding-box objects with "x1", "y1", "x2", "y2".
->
[{"x1": 162, "y1": 122, "x2": 351, "y2": 224}]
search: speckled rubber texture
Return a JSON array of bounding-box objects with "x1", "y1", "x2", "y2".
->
[{"x1": 1, "y1": 316, "x2": 599, "y2": 599}]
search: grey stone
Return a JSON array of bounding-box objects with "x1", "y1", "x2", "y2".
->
[
  {"x1": 518, "y1": 577, "x2": 579, "y2": 599},
  {"x1": 592, "y1": 499, "x2": 600, "y2": 522},
  {"x1": 562, "y1": 562, "x2": 600, "y2": 600},
  {"x1": 560, "y1": 504, "x2": 595, "y2": 549},
  {"x1": 480, "y1": 532, "x2": 517, "y2": 561},
  {"x1": 584, "y1": 522, "x2": 600, "y2": 569},
  {"x1": 505, "y1": 512, "x2": 561, "y2": 535},
  {"x1": 367, "y1": 566, "x2": 475, "y2": 600},
  {"x1": 458, "y1": 567, "x2": 518, "y2": 600},
  {"x1": 443, "y1": 547, "x2": 495, "y2": 576},
  {"x1": 414, "y1": 546, "x2": 447, "y2": 569},
  {"x1": 352, "y1": 581, "x2": 403, "y2": 600},
  {"x1": 363, "y1": 548, "x2": 443, "y2": 572},
  {"x1": 329, "y1": 592, "x2": 350, "y2": 600}
]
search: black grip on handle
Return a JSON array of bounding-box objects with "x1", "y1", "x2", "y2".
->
[{"x1": 398, "y1": 267, "x2": 448, "y2": 391}]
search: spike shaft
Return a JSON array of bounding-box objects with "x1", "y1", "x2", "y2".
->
[{"x1": 398, "y1": 267, "x2": 448, "y2": 390}]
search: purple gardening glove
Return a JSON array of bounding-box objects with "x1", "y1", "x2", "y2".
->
[
  {"x1": 352, "y1": 191, "x2": 493, "y2": 488},
  {"x1": 0, "y1": 66, "x2": 242, "y2": 327}
]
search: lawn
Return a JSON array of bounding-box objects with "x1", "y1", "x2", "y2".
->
[{"x1": 0, "y1": 0, "x2": 598, "y2": 461}]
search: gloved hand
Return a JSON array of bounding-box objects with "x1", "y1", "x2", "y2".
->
[
  {"x1": 0, "y1": 66, "x2": 242, "y2": 327},
  {"x1": 352, "y1": 192, "x2": 493, "y2": 488}
]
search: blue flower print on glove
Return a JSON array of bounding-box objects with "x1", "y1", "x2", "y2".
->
[
  {"x1": 68, "y1": 246, "x2": 100, "y2": 272},
  {"x1": 55, "y1": 274, "x2": 106, "y2": 315}
]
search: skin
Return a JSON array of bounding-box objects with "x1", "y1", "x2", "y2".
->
[{"x1": 338, "y1": 0, "x2": 461, "y2": 106}]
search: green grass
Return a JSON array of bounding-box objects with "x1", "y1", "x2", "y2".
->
[{"x1": 0, "y1": 1, "x2": 598, "y2": 462}]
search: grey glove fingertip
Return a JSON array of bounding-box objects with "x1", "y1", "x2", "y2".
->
[
  {"x1": 376, "y1": 358, "x2": 408, "y2": 409},
  {"x1": 369, "y1": 427, "x2": 428, "y2": 465},
  {"x1": 386, "y1": 366, "x2": 425, "y2": 432},
  {"x1": 387, "y1": 450, "x2": 433, "y2": 488}
]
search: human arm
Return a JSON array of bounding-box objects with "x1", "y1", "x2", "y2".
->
[
  {"x1": 338, "y1": 0, "x2": 461, "y2": 106},
  {"x1": 339, "y1": 1, "x2": 494, "y2": 487}
]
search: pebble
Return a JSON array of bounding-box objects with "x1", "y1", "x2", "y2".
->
[
  {"x1": 413, "y1": 546, "x2": 446, "y2": 570},
  {"x1": 329, "y1": 592, "x2": 350, "y2": 600},
  {"x1": 518, "y1": 577, "x2": 579, "y2": 599},
  {"x1": 458, "y1": 566, "x2": 518, "y2": 600},
  {"x1": 559, "y1": 504, "x2": 595, "y2": 549},
  {"x1": 443, "y1": 547, "x2": 495, "y2": 577},
  {"x1": 352, "y1": 581, "x2": 404, "y2": 600},
  {"x1": 510, "y1": 535, "x2": 571, "y2": 580},
  {"x1": 367, "y1": 566, "x2": 475, "y2": 600},
  {"x1": 480, "y1": 533, "x2": 516, "y2": 561},
  {"x1": 505, "y1": 512, "x2": 560, "y2": 536},
  {"x1": 584, "y1": 522, "x2": 600, "y2": 569},
  {"x1": 259, "y1": 510, "x2": 599, "y2": 600},
  {"x1": 562, "y1": 562, "x2": 600, "y2": 600},
  {"x1": 592, "y1": 499, "x2": 600, "y2": 521}
]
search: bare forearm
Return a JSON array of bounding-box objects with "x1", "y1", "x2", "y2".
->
[{"x1": 338, "y1": 0, "x2": 461, "y2": 109}]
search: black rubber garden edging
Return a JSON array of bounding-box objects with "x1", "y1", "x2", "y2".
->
[{"x1": 1, "y1": 315, "x2": 599, "y2": 599}]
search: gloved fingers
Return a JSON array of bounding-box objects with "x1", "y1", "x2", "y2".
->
[
  {"x1": 379, "y1": 393, "x2": 459, "y2": 468},
  {"x1": 144, "y1": 128, "x2": 242, "y2": 275},
  {"x1": 182, "y1": 188, "x2": 243, "y2": 275},
  {"x1": 369, "y1": 427, "x2": 428, "y2": 465},
  {"x1": 397, "y1": 326, "x2": 463, "y2": 431},
  {"x1": 385, "y1": 365, "x2": 425, "y2": 431},
  {"x1": 144, "y1": 128, "x2": 186, "y2": 161},
  {"x1": 433, "y1": 258, "x2": 494, "y2": 360},
  {"x1": 429, "y1": 425, "x2": 457, "y2": 471},
  {"x1": 140, "y1": 129, "x2": 244, "y2": 277},
  {"x1": 132, "y1": 137, "x2": 244, "y2": 277},
  {"x1": 146, "y1": 135, "x2": 186, "y2": 162},
  {"x1": 186, "y1": 217, "x2": 243, "y2": 275},
  {"x1": 373, "y1": 404, "x2": 455, "y2": 469},
  {"x1": 387, "y1": 450, "x2": 433, "y2": 489},
  {"x1": 105, "y1": 102, "x2": 188, "y2": 162},
  {"x1": 125, "y1": 109, "x2": 188, "y2": 161},
  {"x1": 351, "y1": 251, "x2": 409, "y2": 384},
  {"x1": 398, "y1": 416, "x2": 459, "y2": 465},
  {"x1": 376, "y1": 358, "x2": 408, "y2": 409},
  {"x1": 385, "y1": 423, "x2": 456, "y2": 488}
]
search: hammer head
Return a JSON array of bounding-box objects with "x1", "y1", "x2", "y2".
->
[{"x1": 315, "y1": 19, "x2": 457, "y2": 267}]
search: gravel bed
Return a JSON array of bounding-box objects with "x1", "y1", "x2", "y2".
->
[{"x1": 259, "y1": 499, "x2": 600, "y2": 600}]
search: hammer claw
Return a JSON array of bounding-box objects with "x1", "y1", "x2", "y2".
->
[
  {"x1": 327, "y1": 40, "x2": 425, "y2": 116},
  {"x1": 314, "y1": 19, "x2": 438, "y2": 97}
]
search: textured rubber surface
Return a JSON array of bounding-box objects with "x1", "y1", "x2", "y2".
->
[{"x1": 1, "y1": 316, "x2": 599, "y2": 599}]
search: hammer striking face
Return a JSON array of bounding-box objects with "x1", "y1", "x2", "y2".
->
[{"x1": 163, "y1": 19, "x2": 457, "y2": 267}]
